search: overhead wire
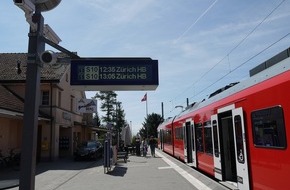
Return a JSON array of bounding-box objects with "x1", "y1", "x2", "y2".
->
[
  {"x1": 189, "y1": 32, "x2": 290, "y2": 100},
  {"x1": 167, "y1": 0, "x2": 220, "y2": 104},
  {"x1": 166, "y1": 0, "x2": 288, "y2": 116},
  {"x1": 174, "y1": 0, "x2": 219, "y2": 44}
]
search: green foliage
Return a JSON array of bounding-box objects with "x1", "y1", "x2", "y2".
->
[
  {"x1": 115, "y1": 101, "x2": 126, "y2": 132},
  {"x1": 94, "y1": 91, "x2": 117, "y2": 124},
  {"x1": 93, "y1": 112, "x2": 101, "y2": 127},
  {"x1": 93, "y1": 91, "x2": 127, "y2": 145},
  {"x1": 131, "y1": 135, "x2": 137, "y2": 146},
  {"x1": 139, "y1": 113, "x2": 164, "y2": 138}
]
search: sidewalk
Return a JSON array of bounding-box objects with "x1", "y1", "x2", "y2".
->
[
  {"x1": 1, "y1": 150, "x2": 229, "y2": 190},
  {"x1": 0, "y1": 157, "x2": 99, "y2": 190}
]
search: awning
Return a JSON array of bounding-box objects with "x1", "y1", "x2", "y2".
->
[{"x1": 0, "y1": 108, "x2": 50, "y2": 121}]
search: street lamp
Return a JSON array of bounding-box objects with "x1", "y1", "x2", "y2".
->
[
  {"x1": 13, "y1": 1, "x2": 62, "y2": 190},
  {"x1": 34, "y1": 0, "x2": 61, "y2": 12}
]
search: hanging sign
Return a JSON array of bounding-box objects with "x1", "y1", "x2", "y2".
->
[
  {"x1": 77, "y1": 98, "x2": 97, "y2": 113},
  {"x1": 70, "y1": 58, "x2": 159, "y2": 91}
]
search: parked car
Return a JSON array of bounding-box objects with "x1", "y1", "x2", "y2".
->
[{"x1": 74, "y1": 140, "x2": 103, "y2": 161}]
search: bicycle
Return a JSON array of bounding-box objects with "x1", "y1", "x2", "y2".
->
[
  {"x1": 0, "y1": 149, "x2": 9, "y2": 169},
  {"x1": 6, "y1": 149, "x2": 21, "y2": 170}
]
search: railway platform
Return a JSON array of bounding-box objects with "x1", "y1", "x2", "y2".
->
[{"x1": 0, "y1": 149, "x2": 234, "y2": 190}]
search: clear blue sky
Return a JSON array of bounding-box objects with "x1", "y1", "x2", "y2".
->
[{"x1": 2, "y1": 0, "x2": 290, "y2": 135}]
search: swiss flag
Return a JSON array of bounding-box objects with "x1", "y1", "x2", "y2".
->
[{"x1": 141, "y1": 93, "x2": 147, "y2": 102}]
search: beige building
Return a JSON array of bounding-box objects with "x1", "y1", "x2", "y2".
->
[{"x1": 0, "y1": 52, "x2": 97, "y2": 161}]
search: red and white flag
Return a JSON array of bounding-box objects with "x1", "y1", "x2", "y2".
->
[{"x1": 141, "y1": 93, "x2": 147, "y2": 102}]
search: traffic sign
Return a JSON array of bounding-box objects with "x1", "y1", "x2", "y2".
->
[{"x1": 70, "y1": 58, "x2": 159, "y2": 91}]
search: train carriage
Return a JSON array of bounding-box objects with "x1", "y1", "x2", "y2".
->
[
  {"x1": 158, "y1": 116, "x2": 175, "y2": 155},
  {"x1": 157, "y1": 47, "x2": 290, "y2": 190}
]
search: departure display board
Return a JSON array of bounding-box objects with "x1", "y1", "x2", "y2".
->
[{"x1": 70, "y1": 58, "x2": 158, "y2": 91}]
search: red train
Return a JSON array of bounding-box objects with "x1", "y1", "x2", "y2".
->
[{"x1": 158, "y1": 48, "x2": 290, "y2": 190}]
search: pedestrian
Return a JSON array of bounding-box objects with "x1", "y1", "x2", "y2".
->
[
  {"x1": 135, "y1": 137, "x2": 141, "y2": 156},
  {"x1": 149, "y1": 136, "x2": 157, "y2": 157},
  {"x1": 140, "y1": 138, "x2": 147, "y2": 157}
]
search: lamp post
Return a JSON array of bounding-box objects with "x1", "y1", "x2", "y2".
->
[
  {"x1": 13, "y1": 1, "x2": 61, "y2": 189},
  {"x1": 19, "y1": 9, "x2": 44, "y2": 190}
]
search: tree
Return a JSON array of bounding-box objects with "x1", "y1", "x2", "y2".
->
[
  {"x1": 92, "y1": 112, "x2": 101, "y2": 127},
  {"x1": 94, "y1": 91, "x2": 117, "y2": 124},
  {"x1": 114, "y1": 101, "x2": 126, "y2": 133},
  {"x1": 82, "y1": 113, "x2": 93, "y2": 125},
  {"x1": 94, "y1": 91, "x2": 127, "y2": 146},
  {"x1": 139, "y1": 113, "x2": 164, "y2": 138}
]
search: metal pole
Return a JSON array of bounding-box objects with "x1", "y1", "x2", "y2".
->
[
  {"x1": 130, "y1": 121, "x2": 132, "y2": 135},
  {"x1": 146, "y1": 97, "x2": 148, "y2": 139},
  {"x1": 19, "y1": 8, "x2": 45, "y2": 190},
  {"x1": 161, "y1": 102, "x2": 164, "y2": 120}
]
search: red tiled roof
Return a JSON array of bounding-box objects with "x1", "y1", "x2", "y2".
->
[
  {"x1": 0, "y1": 85, "x2": 24, "y2": 113},
  {"x1": 0, "y1": 52, "x2": 71, "y2": 116},
  {"x1": 0, "y1": 52, "x2": 70, "y2": 82}
]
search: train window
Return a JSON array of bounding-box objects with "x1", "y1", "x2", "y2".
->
[
  {"x1": 195, "y1": 123, "x2": 204, "y2": 152},
  {"x1": 234, "y1": 115, "x2": 245, "y2": 164},
  {"x1": 204, "y1": 121, "x2": 213, "y2": 155},
  {"x1": 165, "y1": 130, "x2": 172, "y2": 145},
  {"x1": 191, "y1": 124, "x2": 195, "y2": 152},
  {"x1": 251, "y1": 106, "x2": 286, "y2": 149},
  {"x1": 175, "y1": 127, "x2": 183, "y2": 140},
  {"x1": 212, "y1": 120, "x2": 219, "y2": 157}
]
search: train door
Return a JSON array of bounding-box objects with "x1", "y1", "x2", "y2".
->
[
  {"x1": 232, "y1": 107, "x2": 250, "y2": 190},
  {"x1": 211, "y1": 114, "x2": 222, "y2": 180},
  {"x1": 219, "y1": 111, "x2": 237, "y2": 183},
  {"x1": 213, "y1": 105, "x2": 250, "y2": 190},
  {"x1": 183, "y1": 119, "x2": 196, "y2": 167},
  {"x1": 159, "y1": 129, "x2": 164, "y2": 150},
  {"x1": 212, "y1": 104, "x2": 237, "y2": 183}
]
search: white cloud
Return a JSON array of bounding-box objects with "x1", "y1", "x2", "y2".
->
[{"x1": 3, "y1": 0, "x2": 290, "y2": 133}]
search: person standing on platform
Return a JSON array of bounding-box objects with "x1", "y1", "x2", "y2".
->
[
  {"x1": 149, "y1": 136, "x2": 157, "y2": 157},
  {"x1": 140, "y1": 138, "x2": 147, "y2": 157},
  {"x1": 135, "y1": 137, "x2": 141, "y2": 156}
]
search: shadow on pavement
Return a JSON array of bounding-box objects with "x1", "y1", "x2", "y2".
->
[
  {"x1": 0, "y1": 157, "x2": 103, "y2": 189},
  {"x1": 107, "y1": 166, "x2": 127, "y2": 177},
  {"x1": 36, "y1": 158, "x2": 103, "y2": 174}
]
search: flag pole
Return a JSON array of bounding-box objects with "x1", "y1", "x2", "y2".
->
[
  {"x1": 146, "y1": 95, "x2": 148, "y2": 139},
  {"x1": 141, "y1": 93, "x2": 148, "y2": 139}
]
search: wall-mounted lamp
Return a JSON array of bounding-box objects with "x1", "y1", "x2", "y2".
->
[{"x1": 17, "y1": 60, "x2": 22, "y2": 75}]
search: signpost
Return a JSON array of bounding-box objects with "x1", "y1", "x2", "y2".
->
[
  {"x1": 13, "y1": 1, "x2": 62, "y2": 190},
  {"x1": 14, "y1": 1, "x2": 159, "y2": 189},
  {"x1": 71, "y1": 58, "x2": 159, "y2": 91},
  {"x1": 76, "y1": 98, "x2": 98, "y2": 113}
]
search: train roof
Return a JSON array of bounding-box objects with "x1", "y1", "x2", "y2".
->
[
  {"x1": 158, "y1": 47, "x2": 290, "y2": 127},
  {"x1": 175, "y1": 47, "x2": 290, "y2": 120},
  {"x1": 158, "y1": 116, "x2": 175, "y2": 127}
]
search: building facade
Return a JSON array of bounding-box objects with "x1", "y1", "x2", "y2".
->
[{"x1": 0, "y1": 52, "x2": 96, "y2": 161}]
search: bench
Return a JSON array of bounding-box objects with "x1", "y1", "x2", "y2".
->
[{"x1": 117, "y1": 151, "x2": 128, "y2": 163}]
